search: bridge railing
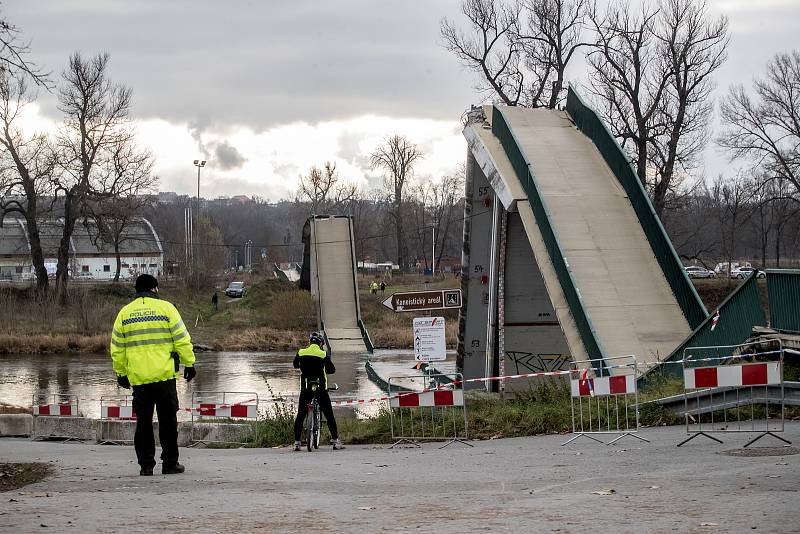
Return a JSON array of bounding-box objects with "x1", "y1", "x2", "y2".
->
[{"x1": 565, "y1": 85, "x2": 707, "y2": 330}]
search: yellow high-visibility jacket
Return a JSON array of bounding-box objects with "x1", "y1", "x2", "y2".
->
[
  {"x1": 110, "y1": 294, "x2": 195, "y2": 386},
  {"x1": 293, "y1": 343, "x2": 335, "y2": 390}
]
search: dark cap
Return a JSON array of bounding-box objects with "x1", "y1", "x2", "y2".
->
[{"x1": 135, "y1": 274, "x2": 159, "y2": 293}]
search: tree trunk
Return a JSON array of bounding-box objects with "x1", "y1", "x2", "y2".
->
[
  {"x1": 548, "y1": 72, "x2": 564, "y2": 110},
  {"x1": 635, "y1": 138, "x2": 648, "y2": 188},
  {"x1": 394, "y1": 190, "x2": 404, "y2": 270},
  {"x1": 23, "y1": 210, "x2": 49, "y2": 291},
  {"x1": 652, "y1": 179, "x2": 668, "y2": 218},
  {"x1": 55, "y1": 195, "x2": 77, "y2": 300},
  {"x1": 12, "y1": 159, "x2": 49, "y2": 290},
  {"x1": 113, "y1": 238, "x2": 121, "y2": 283}
]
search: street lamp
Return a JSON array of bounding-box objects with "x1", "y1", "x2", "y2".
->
[
  {"x1": 190, "y1": 159, "x2": 206, "y2": 283},
  {"x1": 193, "y1": 159, "x2": 206, "y2": 200}
]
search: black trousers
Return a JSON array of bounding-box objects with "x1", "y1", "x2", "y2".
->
[
  {"x1": 132, "y1": 379, "x2": 179, "y2": 469},
  {"x1": 294, "y1": 388, "x2": 338, "y2": 441}
]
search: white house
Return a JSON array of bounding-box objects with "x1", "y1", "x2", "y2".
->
[{"x1": 0, "y1": 217, "x2": 163, "y2": 282}]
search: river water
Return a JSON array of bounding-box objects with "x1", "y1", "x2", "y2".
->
[{"x1": 0, "y1": 350, "x2": 455, "y2": 420}]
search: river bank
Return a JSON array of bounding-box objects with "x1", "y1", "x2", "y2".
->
[{"x1": 0, "y1": 276, "x2": 460, "y2": 354}]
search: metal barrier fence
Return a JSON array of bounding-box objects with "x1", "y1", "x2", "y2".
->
[
  {"x1": 562, "y1": 355, "x2": 648, "y2": 446},
  {"x1": 98, "y1": 395, "x2": 136, "y2": 445},
  {"x1": 190, "y1": 391, "x2": 259, "y2": 446},
  {"x1": 679, "y1": 340, "x2": 790, "y2": 447},
  {"x1": 31, "y1": 393, "x2": 83, "y2": 441},
  {"x1": 387, "y1": 373, "x2": 471, "y2": 449}
]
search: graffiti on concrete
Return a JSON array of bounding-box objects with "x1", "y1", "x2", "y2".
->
[{"x1": 504, "y1": 352, "x2": 570, "y2": 374}]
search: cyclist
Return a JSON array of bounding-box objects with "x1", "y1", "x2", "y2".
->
[{"x1": 293, "y1": 331, "x2": 344, "y2": 451}]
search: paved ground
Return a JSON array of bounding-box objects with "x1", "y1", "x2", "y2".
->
[{"x1": 1, "y1": 424, "x2": 798, "y2": 533}]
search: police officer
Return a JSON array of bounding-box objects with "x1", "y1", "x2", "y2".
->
[
  {"x1": 293, "y1": 332, "x2": 344, "y2": 451},
  {"x1": 110, "y1": 274, "x2": 196, "y2": 476}
]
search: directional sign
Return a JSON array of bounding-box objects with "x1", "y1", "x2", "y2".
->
[
  {"x1": 413, "y1": 316, "x2": 446, "y2": 362},
  {"x1": 381, "y1": 289, "x2": 462, "y2": 313}
]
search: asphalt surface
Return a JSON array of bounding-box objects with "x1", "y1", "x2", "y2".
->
[{"x1": 1, "y1": 424, "x2": 799, "y2": 533}]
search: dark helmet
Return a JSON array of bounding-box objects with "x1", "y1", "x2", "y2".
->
[{"x1": 309, "y1": 331, "x2": 324, "y2": 346}]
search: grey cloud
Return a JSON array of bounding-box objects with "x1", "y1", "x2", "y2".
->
[
  {"x1": 8, "y1": 1, "x2": 477, "y2": 130},
  {"x1": 211, "y1": 140, "x2": 247, "y2": 171},
  {"x1": 337, "y1": 130, "x2": 373, "y2": 177},
  {"x1": 187, "y1": 117, "x2": 211, "y2": 157}
]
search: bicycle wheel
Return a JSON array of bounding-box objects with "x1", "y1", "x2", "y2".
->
[
  {"x1": 306, "y1": 402, "x2": 314, "y2": 452},
  {"x1": 313, "y1": 406, "x2": 321, "y2": 449}
]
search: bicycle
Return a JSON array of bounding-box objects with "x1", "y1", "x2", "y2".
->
[{"x1": 305, "y1": 379, "x2": 338, "y2": 452}]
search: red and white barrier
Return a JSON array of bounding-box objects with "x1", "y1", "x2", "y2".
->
[
  {"x1": 190, "y1": 391, "x2": 261, "y2": 446},
  {"x1": 389, "y1": 390, "x2": 464, "y2": 408},
  {"x1": 33, "y1": 403, "x2": 78, "y2": 417},
  {"x1": 387, "y1": 373, "x2": 471, "y2": 448},
  {"x1": 678, "y1": 340, "x2": 791, "y2": 448},
  {"x1": 563, "y1": 356, "x2": 648, "y2": 446},
  {"x1": 683, "y1": 362, "x2": 781, "y2": 390},
  {"x1": 196, "y1": 402, "x2": 258, "y2": 419},
  {"x1": 100, "y1": 405, "x2": 136, "y2": 420},
  {"x1": 570, "y1": 374, "x2": 636, "y2": 398}
]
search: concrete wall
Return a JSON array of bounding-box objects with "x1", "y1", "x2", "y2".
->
[
  {"x1": 0, "y1": 415, "x2": 254, "y2": 447},
  {"x1": 459, "y1": 153, "x2": 497, "y2": 389},
  {"x1": 501, "y1": 212, "x2": 571, "y2": 391}
]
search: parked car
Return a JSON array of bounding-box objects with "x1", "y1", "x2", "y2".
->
[
  {"x1": 225, "y1": 281, "x2": 247, "y2": 298},
  {"x1": 730, "y1": 267, "x2": 766, "y2": 279},
  {"x1": 684, "y1": 266, "x2": 715, "y2": 279}
]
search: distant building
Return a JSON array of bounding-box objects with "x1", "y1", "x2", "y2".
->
[
  {"x1": 0, "y1": 217, "x2": 163, "y2": 282},
  {"x1": 157, "y1": 191, "x2": 179, "y2": 204},
  {"x1": 230, "y1": 195, "x2": 251, "y2": 205}
]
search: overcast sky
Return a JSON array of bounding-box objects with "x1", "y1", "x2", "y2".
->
[{"x1": 6, "y1": 0, "x2": 800, "y2": 200}]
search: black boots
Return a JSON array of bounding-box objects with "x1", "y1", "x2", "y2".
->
[
  {"x1": 139, "y1": 463, "x2": 185, "y2": 475},
  {"x1": 161, "y1": 462, "x2": 185, "y2": 475}
]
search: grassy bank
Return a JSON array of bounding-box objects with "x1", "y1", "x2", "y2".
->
[
  {"x1": 250, "y1": 379, "x2": 690, "y2": 448},
  {"x1": 0, "y1": 279, "x2": 316, "y2": 354},
  {"x1": 0, "y1": 274, "x2": 461, "y2": 354}
]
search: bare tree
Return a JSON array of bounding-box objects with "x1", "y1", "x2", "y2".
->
[
  {"x1": 370, "y1": 135, "x2": 423, "y2": 270},
  {"x1": 0, "y1": 12, "x2": 50, "y2": 87},
  {"x1": 649, "y1": 0, "x2": 728, "y2": 213},
  {"x1": 588, "y1": 1, "x2": 668, "y2": 196},
  {"x1": 711, "y1": 173, "x2": 752, "y2": 283},
  {"x1": 718, "y1": 51, "x2": 800, "y2": 199},
  {"x1": 441, "y1": 0, "x2": 591, "y2": 108},
  {"x1": 52, "y1": 52, "x2": 137, "y2": 296},
  {"x1": 588, "y1": 0, "x2": 727, "y2": 216},
  {"x1": 85, "y1": 148, "x2": 157, "y2": 282},
  {"x1": 407, "y1": 181, "x2": 432, "y2": 269},
  {"x1": 349, "y1": 188, "x2": 384, "y2": 263},
  {"x1": 0, "y1": 71, "x2": 54, "y2": 290},
  {"x1": 428, "y1": 170, "x2": 466, "y2": 269},
  {"x1": 517, "y1": 0, "x2": 593, "y2": 108},
  {"x1": 296, "y1": 161, "x2": 358, "y2": 215}
]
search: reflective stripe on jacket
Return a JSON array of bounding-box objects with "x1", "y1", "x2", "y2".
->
[
  {"x1": 295, "y1": 343, "x2": 332, "y2": 390},
  {"x1": 110, "y1": 295, "x2": 195, "y2": 386}
]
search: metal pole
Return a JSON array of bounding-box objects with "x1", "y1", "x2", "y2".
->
[{"x1": 431, "y1": 224, "x2": 435, "y2": 277}]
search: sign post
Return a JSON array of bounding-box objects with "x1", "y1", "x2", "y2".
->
[{"x1": 382, "y1": 289, "x2": 462, "y2": 313}]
